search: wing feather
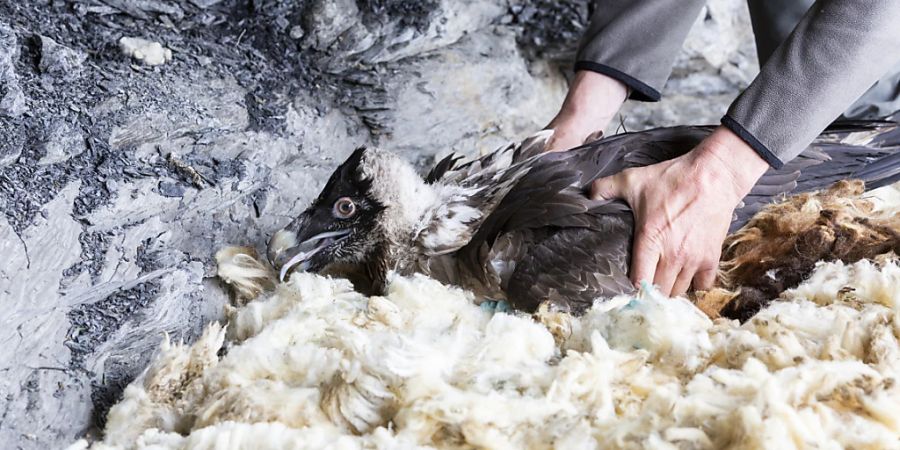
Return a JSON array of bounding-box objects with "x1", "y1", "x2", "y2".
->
[{"x1": 507, "y1": 219, "x2": 634, "y2": 313}]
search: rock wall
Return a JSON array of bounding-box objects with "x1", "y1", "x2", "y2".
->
[{"x1": 0, "y1": 0, "x2": 755, "y2": 448}]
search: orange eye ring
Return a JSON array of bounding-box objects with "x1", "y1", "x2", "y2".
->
[{"x1": 333, "y1": 197, "x2": 356, "y2": 219}]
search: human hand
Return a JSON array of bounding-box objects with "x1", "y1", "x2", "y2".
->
[
  {"x1": 545, "y1": 71, "x2": 628, "y2": 152},
  {"x1": 590, "y1": 126, "x2": 770, "y2": 296}
]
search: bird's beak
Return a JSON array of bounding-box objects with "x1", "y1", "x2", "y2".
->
[{"x1": 268, "y1": 224, "x2": 351, "y2": 282}]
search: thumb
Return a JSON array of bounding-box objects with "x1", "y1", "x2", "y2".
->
[{"x1": 590, "y1": 173, "x2": 625, "y2": 201}]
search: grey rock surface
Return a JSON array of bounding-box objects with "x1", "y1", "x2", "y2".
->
[
  {"x1": 0, "y1": 21, "x2": 26, "y2": 119},
  {"x1": 0, "y1": 0, "x2": 756, "y2": 448},
  {"x1": 39, "y1": 35, "x2": 88, "y2": 77}
]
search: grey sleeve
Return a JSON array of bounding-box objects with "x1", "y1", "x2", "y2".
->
[
  {"x1": 575, "y1": 0, "x2": 707, "y2": 101},
  {"x1": 723, "y1": 0, "x2": 900, "y2": 169}
]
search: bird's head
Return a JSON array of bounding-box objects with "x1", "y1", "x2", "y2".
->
[{"x1": 268, "y1": 147, "x2": 438, "y2": 284}]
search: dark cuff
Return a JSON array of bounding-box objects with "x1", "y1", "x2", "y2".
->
[
  {"x1": 721, "y1": 115, "x2": 784, "y2": 169},
  {"x1": 574, "y1": 61, "x2": 661, "y2": 102}
]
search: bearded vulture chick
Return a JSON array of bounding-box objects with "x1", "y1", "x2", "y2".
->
[{"x1": 268, "y1": 123, "x2": 900, "y2": 314}]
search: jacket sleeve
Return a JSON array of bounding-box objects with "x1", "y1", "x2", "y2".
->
[
  {"x1": 722, "y1": 0, "x2": 900, "y2": 169},
  {"x1": 575, "y1": 0, "x2": 707, "y2": 102}
]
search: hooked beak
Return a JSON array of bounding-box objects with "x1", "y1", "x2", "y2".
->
[{"x1": 270, "y1": 229, "x2": 351, "y2": 282}]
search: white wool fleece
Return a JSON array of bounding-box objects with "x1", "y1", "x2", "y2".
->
[{"x1": 75, "y1": 254, "x2": 900, "y2": 450}]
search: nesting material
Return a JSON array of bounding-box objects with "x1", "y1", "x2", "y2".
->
[
  {"x1": 723, "y1": 180, "x2": 900, "y2": 287},
  {"x1": 118, "y1": 37, "x2": 173, "y2": 66},
  {"x1": 73, "y1": 247, "x2": 900, "y2": 449},
  {"x1": 715, "y1": 180, "x2": 900, "y2": 320},
  {"x1": 214, "y1": 247, "x2": 275, "y2": 306}
]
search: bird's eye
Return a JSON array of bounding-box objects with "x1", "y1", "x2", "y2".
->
[{"x1": 333, "y1": 197, "x2": 356, "y2": 219}]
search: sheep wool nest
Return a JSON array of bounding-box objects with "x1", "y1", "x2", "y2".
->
[{"x1": 73, "y1": 185, "x2": 900, "y2": 450}]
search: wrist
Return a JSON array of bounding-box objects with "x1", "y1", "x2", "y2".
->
[
  {"x1": 561, "y1": 70, "x2": 628, "y2": 117},
  {"x1": 550, "y1": 71, "x2": 628, "y2": 131},
  {"x1": 694, "y1": 126, "x2": 770, "y2": 199}
]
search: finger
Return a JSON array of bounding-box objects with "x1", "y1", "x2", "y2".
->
[
  {"x1": 629, "y1": 231, "x2": 661, "y2": 289},
  {"x1": 671, "y1": 264, "x2": 697, "y2": 297},
  {"x1": 652, "y1": 257, "x2": 681, "y2": 296},
  {"x1": 590, "y1": 174, "x2": 624, "y2": 201},
  {"x1": 693, "y1": 266, "x2": 718, "y2": 291}
]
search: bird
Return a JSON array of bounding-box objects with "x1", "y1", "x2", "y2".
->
[{"x1": 267, "y1": 122, "x2": 900, "y2": 315}]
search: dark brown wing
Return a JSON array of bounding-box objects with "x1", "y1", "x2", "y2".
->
[
  {"x1": 506, "y1": 216, "x2": 634, "y2": 313},
  {"x1": 454, "y1": 158, "x2": 623, "y2": 284},
  {"x1": 451, "y1": 128, "x2": 699, "y2": 289},
  {"x1": 467, "y1": 123, "x2": 900, "y2": 234}
]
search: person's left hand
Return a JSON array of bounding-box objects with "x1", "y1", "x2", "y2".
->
[{"x1": 590, "y1": 126, "x2": 770, "y2": 296}]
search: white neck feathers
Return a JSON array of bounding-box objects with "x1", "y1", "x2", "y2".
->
[{"x1": 360, "y1": 150, "x2": 440, "y2": 240}]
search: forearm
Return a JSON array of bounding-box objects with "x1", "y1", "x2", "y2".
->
[{"x1": 723, "y1": 0, "x2": 900, "y2": 168}]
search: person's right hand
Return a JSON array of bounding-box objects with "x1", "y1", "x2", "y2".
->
[
  {"x1": 545, "y1": 70, "x2": 629, "y2": 152},
  {"x1": 589, "y1": 127, "x2": 770, "y2": 296}
]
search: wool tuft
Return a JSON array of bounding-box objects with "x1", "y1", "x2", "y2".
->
[{"x1": 215, "y1": 246, "x2": 275, "y2": 306}]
